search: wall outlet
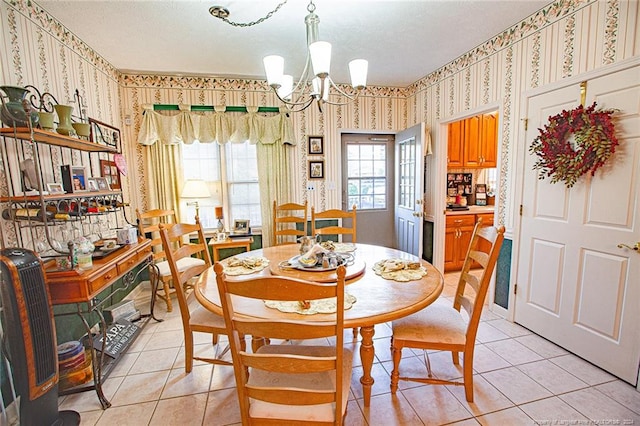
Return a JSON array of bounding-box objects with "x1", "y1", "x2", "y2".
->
[{"x1": 307, "y1": 182, "x2": 315, "y2": 191}]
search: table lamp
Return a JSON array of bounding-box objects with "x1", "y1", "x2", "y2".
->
[
  {"x1": 215, "y1": 206, "x2": 224, "y2": 233},
  {"x1": 181, "y1": 179, "x2": 210, "y2": 219}
]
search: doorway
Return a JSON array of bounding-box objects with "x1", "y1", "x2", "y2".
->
[{"x1": 341, "y1": 133, "x2": 394, "y2": 247}]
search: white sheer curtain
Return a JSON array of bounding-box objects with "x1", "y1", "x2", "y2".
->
[{"x1": 137, "y1": 105, "x2": 295, "y2": 246}]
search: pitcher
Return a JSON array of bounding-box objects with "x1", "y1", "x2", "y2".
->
[{"x1": 0, "y1": 85, "x2": 39, "y2": 128}]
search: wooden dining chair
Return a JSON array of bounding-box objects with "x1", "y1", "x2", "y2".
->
[
  {"x1": 390, "y1": 220, "x2": 505, "y2": 402},
  {"x1": 214, "y1": 263, "x2": 353, "y2": 425},
  {"x1": 159, "y1": 217, "x2": 234, "y2": 373},
  {"x1": 273, "y1": 200, "x2": 308, "y2": 245},
  {"x1": 311, "y1": 206, "x2": 357, "y2": 243},
  {"x1": 136, "y1": 208, "x2": 180, "y2": 311}
]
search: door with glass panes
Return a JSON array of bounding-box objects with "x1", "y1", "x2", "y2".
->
[{"x1": 341, "y1": 134, "x2": 394, "y2": 247}]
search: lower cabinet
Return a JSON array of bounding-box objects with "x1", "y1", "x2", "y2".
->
[
  {"x1": 444, "y1": 212, "x2": 494, "y2": 272},
  {"x1": 444, "y1": 215, "x2": 476, "y2": 272}
]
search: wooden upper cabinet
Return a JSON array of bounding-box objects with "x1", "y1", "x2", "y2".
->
[
  {"x1": 481, "y1": 112, "x2": 498, "y2": 168},
  {"x1": 447, "y1": 120, "x2": 464, "y2": 168},
  {"x1": 463, "y1": 116, "x2": 482, "y2": 168},
  {"x1": 447, "y1": 111, "x2": 499, "y2": 169}
]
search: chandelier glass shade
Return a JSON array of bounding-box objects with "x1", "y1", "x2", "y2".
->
[{"x1": 263, "y1": 1, "x2": 368, "y2": 112}]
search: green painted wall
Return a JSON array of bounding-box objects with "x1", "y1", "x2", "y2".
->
[{"x1": 494, "y1": 238, "x2": 512, "y2": 309}]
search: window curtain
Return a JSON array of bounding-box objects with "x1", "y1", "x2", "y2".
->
[{"x1": 137, "y1": 105, "x2": 295, "y2": 246}]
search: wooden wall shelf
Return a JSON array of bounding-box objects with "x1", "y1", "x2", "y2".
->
[{"x1": 0, "y1": 127, "x2": 118, "y2": 153}]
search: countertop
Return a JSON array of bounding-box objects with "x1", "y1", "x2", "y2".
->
[{"x1": 445, "y1": 205, "x2": 495, "y2": 216}]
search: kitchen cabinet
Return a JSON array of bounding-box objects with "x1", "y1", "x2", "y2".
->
[
  {"x1": 462, "y1": 115, "x2": 482, "y2": 167},
  {"x1": 444, "y1": 212, "x2": 494, "y2": 272},
  {"x1": 447, "y1": 119, "x2": 464, "y2": 167},
  {"x1": 447, "y1": 111, "x2": 498, "y2": 169},
  {"x1": 480, "y1": 112, "x2": 498, "y2": 167},
  {"x1": 444, "y1": 214, "x2": 475, "y2": 272}
]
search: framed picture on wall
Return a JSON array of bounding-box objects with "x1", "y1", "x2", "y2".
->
[
  {"x1": 100, "y1": 159, "x2": 121, "y2": 190},
  {"x1": 308, "y1": 160, "x2": 325, "y2": 179},
  {"x1": 89, "y1": 118, "x2": 121, "y2": 153},
  {"x1": 308, "y1": 136, "x2": 324, "y2": 155}
]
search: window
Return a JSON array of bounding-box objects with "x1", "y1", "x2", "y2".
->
[
  {"x1": 346, "y1": 143, "x2": 387, "y2": 210},
  {"x1": 226, "y1": 142, "x2": 261, "y2": 227},
  {"x1": 181, "y1": 140, "x2": 261, "y2": 230},
  {"x1": 397, "y1": 137, "x2": 416, "y2": 209}
]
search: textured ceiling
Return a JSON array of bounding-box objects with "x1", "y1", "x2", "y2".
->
[{"x1": 37, "y1": 0, "x2": 551, "y2": 87}]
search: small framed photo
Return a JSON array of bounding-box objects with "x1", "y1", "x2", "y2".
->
[
  {"x1": 61, "y1": 165, "x2": 88, "y2": 193},
  {"x1": 86, "y1": 178, "x2": 99, "y2": 192},
  {"x1": 100, "y1": 159, "x2": 121, "y2": 190},
  {"x1": 216, "y1": 232, "x2": 228, "y2": 242},
  {"x1": 308, "y1": 136, "x2": 324, "y2": 155},
  {"x1": 233, "y1": 219, "x2": 250, "y2": 235},
  {"x1": 46, "y1": 183, "x2": 64, "y2": 194},
  {"x1": 95, "y1": 177, "x2": 111, "y2": 191},
  {"x1": 308, "y1": 160, "x2": 325, "y2": 179},
  {"x1": 89, "y1": 118, "x2": 121, "y2": 153}
]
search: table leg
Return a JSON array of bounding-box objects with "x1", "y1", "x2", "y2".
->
[
  {"x1": 359, "y1": 325, "x2": 375, "y2": 407},
  {"x1": 145, "y1": 262, "x2": 163, "y2": 322}
]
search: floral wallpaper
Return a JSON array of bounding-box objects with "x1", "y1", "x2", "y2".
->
[{"x1": 0, "y1": 0, "x2": 637, "y2": 249}]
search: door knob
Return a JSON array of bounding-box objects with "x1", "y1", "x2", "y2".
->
[{"x1": 617, "y1": 242, "x2": 640, "y2": 251}]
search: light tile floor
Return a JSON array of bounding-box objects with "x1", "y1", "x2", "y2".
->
[{"x1": 58, "y1": 272, "x2": 640, "y2": 425}]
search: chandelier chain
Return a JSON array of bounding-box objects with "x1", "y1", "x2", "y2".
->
[{"x1": 214, "y1": 0, "x2": 290, "y2": 27}]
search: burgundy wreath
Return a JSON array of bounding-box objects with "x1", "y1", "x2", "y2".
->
[{"x1": 529, "y1": 102, "x2": 618, "y2": 188}]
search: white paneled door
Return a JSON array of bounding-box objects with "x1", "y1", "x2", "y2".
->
[
  {"x1": 515, "y1": 64, "x2": 640, "y2": 385},
  {"x1": 395, "y1": 123, "x2": 424, "y2": 256}
]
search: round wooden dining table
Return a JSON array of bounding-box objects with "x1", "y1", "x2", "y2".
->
[{"x1": 194, "y1": 243, "x2": 444, "y2": 407}]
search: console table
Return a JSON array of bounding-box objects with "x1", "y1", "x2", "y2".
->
[{"x1": 45, "y1": 238, "x2": 155, "y2": 409}]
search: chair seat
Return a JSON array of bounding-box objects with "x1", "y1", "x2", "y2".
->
[
  {"x1": 392, "y1": 303, "x2": 467, "y2": 345},
  {"x1": 248, "y1": 344, "x2": 353, "y2": 423},
  {"x1": 156, "y1": 257, "x2": 205, "y2": 278},
  {"x1": 189, "y1": 304, "x2": 226, "y2": 330}
]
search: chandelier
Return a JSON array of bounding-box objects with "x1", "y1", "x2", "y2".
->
[{"x1": 210, "y1": 0, "x2": 368, "y2": 113}]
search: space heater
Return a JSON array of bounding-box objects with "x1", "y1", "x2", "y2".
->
[{"x1": 0, "y1": 248, "x2": 79, "y2": 425}]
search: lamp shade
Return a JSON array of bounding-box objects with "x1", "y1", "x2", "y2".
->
[
  {"x1": 349, "y1": 59, "x2": 368, "y2": 89},
  {"x1": 309, "y1": 41, "x2": 331, "y2": 77},
  {"x1": 263, "y1": 55, "x2": 284, "y2": 87},
  {"x1": 181, "y1": 179, "x2": 210, "y2": 199}
]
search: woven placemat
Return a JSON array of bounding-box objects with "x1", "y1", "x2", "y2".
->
[
  {"x1": 372, "y1": 258, "x2": 427, "y2": 282},
  {"x1": 223, "y1": 256, "x2": 269, "y2": 276},
  {"x1": 264, "y1": 293, "x2": 357, "y2": 315}
]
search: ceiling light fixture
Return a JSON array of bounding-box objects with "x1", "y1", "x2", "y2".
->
[
  {"x1": 210, "y1": 0, "x2": 368, "y2": 113},
  {"x1": 264, "y1": 0, "x2": 368, "y2": 113}
]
